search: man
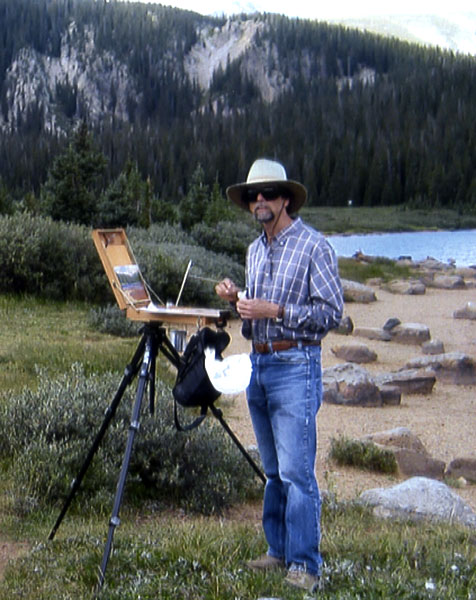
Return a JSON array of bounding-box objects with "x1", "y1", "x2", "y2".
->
[{"x1": 215, "y1": 158, "x2": 343, "y2": 593}]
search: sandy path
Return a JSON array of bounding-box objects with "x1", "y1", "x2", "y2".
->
[{"x1": 221, "y1": 285, "x2": 476, "y2": 511}]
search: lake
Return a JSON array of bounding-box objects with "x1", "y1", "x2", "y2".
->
[{"x1": 327, "y1": 229, "x2": 476, "y2": 268}]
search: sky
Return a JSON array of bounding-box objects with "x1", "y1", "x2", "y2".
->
[{"x1": 127, "y1": 0, "x2": 474, "y2": 20}]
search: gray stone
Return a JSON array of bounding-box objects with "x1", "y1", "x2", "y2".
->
[
  {"x1": 375, "y1": 369, "x2": 436, "y2": 395},
  {"x1": 323, "y1": 363, "x2": 382, "y2": 406},
  {"x1": 353, "y1": 326, "x2": 392, "y2": 342},
  {"x1": 378, "y1": 385, "x2": 401, "y2": 406},
  {"x1": 360, "y1": 427, "x2": 444, "y2": 478},
  {"x1": 422, "y1": 339, "x2": 445, "y2": 355},
  {"x1": 383, "y1": 317, "x2": 401, "y2": 331},
  {"x1": 446, "y1": 458, "x2": 476, "y2": 484},
  {"x1": 359, "y1": 477, "x2": 476, "y2": 528},
  {"x1": 384, "y1": 279, "x2": 426, "y2": 295},
  {"x1": 389, "y1": 322, "x2": 431, "y2": 345},
  {"x1": 405, "y1": 352, "x2": 476, "y2": 385},
  {"x1": 331, "y1": 342, "x2": 378, "y2": 364},
  {"x1": 341, "y1": 279, "x2": 377, "y2": 303},
  {"x1": 453, "y1": 301, "x2": 476, "y2": 320},
  {"x1": 335, "y1": 315, "x2": 354, "y2": 335},
  {"x1": 430, "y1": 274, "x2": 466, "y2": 289}
]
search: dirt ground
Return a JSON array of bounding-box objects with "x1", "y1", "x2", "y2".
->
[{"x1": 222, "y1": 285, "x2": 476, "y2": 512}]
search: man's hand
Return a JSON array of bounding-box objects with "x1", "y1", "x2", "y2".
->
[
  {"x1": 215, "y1": 278, "x2": 240, "y2": 303},
  {"x1": 236, "y1": 298, "x2": 280, "y2": 320}
]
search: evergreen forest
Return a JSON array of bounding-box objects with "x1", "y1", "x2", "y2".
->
[{"x1": 0, "y1": 0, "x2": 475, "y2": 226}]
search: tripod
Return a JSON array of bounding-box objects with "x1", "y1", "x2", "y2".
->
[{"x1": 48, "y1": 323, "x2": 265, "y2": 591}]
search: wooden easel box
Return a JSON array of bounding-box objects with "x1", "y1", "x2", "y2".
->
[{"x1": 92, "y1": 229, "x2": 228, "y2": 326}]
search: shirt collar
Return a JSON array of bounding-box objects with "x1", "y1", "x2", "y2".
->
[{"x1": 259, "y1": 216, "x2": 301, "y2": 247}]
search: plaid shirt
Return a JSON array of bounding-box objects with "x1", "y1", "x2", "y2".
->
[{"x1": 242, "y1": 217, "x2": 343, "y2": 343}]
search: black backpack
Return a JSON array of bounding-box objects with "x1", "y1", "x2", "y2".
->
[{"x1": 172, "y1": 327, "x2": 230, "y2": 431}]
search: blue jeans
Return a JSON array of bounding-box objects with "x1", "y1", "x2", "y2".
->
[{"x1": 247, "y1": 345, "x2": 323, "y2": 576}]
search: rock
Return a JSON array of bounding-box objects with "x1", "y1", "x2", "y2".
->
[
  {"x1": 422, "y1": 339, "x2": 445, "y2": 355},
  {"x1": 359, "y1": 476, "x2": 476, "y2": 528},
  {"x1": 405, "y1": 352, "x2": 476, "y2": 385},
  {"x1": 429, "y1": 274, "x2": 466, "y2": 289},
  {"x1": 361, "y1": 427, "x2": 427, "y2": 453},
  {"x1": 375, "y1": 369, "x2": 436, "y2": 395},
  {"x1": 453, "y1": 301, "x2": 476, "y2": 320},
  {"x1": 323, "y1": 363, "x2": 382, "y2": 406},
  {"x1": 361, "y1": 428, "x2": 444, "y2": 478},
  {"x1": 335, "y1": 315, "x2": 354, "y2": 335},
  {"x1": 383, "y1": 279, "x2": 426, "y2": 295},
  {"x1": 353, "y1": 326, "x2": 392, "y2": 342},
  {"x1": 341, "y1": 279, "x2": 377, "y2": 303},
  {"x1": 446, "y1": 458, "x2": 476, "y2": 484},
  {"x1": 383, "y1": 317, "x2": 401, "y2": 331},
  {"x1": 378, "y1": 385, "x2": 401, "y2": 406},
  {"x1": 389, "y1": 322, "x2": 431, "y2": 345},
  {"x1": 331, "y1": 342, "x2": 378, "y2": 364}
]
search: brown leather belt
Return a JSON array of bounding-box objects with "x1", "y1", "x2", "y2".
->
[{"x1": 253, "y1": 340, "x2": 321, "y2": 354}]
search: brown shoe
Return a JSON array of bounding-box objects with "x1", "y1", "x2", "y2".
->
[
  {"x1": 245, "y1": 553, "x2": 285, "y2": 571},
  {"x1": 285, "y1": 568, "x2": 322, "y2": 593}
]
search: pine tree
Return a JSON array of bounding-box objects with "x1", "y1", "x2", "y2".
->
[{"x1": 40, "y1": 122, "x2": 107, "y2": 225}]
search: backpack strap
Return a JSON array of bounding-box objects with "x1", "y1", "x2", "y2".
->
[{"x1": 173, "y1": 396, "x2": 208, "y2": 431}]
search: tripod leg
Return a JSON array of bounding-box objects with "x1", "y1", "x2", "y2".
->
[
  {"x1": 209, "y1": 404, "x2": 266, "y2": 485},
  {"x1": 48, "y1": 335, "x2": 147, "y2": 541},
  {"x1": 97, "y1": 334, "x2": 155, "y2": 589}
]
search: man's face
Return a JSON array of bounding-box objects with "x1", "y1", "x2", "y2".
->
[{"x1": 245, "y1": 187, "x2": 289, "y2": 223}]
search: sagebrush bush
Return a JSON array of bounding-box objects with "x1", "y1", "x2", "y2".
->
[
  {"x1": 191, "y1": 220, "x2": 258, "y2": 264},
  {"x1": 0, "y1": 213, "x2": 107, "y2": 301},
  {"x1": 328, "y1": 436, "x2": 398, "y2": 474},
  {"x1": 0, "y1": 364, "x2": 260, "y2": 515},
  {"x1": 88, "y1": 304, "x2": 141, "y2": 337}
]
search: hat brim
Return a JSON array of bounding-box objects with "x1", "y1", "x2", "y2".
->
[{"x1": 227, "y1": 180, "x2": 307, "y2": 214}]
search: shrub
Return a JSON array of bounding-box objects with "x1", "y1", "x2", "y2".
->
[
  {"x1": 191, "y1": 220, "x2": 258, "y2": 264},
  {"x1": 328, "y1": 436, "x2": 398, "y2": 474},
  {"x1": 88, "y1": 304, "x2": 141, "y2": 337},
  {"x1": 0, "y1": 364, "x2": 260, "y2": 515},
  {"x1": 0, "y1": 213, "x2": 107, "y2": 301}
]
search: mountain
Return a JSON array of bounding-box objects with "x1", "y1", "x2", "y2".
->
[
  {"x1": 0, "y1": 0, "x2": 475, "y2": 213},
  {"x1": 210, "y1": 2, "x2": 476, "y2": 55},
  {"x1": 328, "y1": 12, "x2": 476, "y2": 56}
]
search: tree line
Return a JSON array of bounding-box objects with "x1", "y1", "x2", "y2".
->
[{"x1": 0, "y1": 0, "x2": 475, "y2": 218}]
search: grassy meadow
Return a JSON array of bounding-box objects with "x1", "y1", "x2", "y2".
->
[{"x1": 1, "y1": 206, "x2": 475, "y2": 598}]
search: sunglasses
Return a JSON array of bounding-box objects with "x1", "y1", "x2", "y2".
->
[{"x1": 242, "y1": 186, "x2": 287, "y2": 203}]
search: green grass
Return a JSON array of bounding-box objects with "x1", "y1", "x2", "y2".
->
[
  {"x1": 0, "y1": 295, "x2": 140, "y2": 393},
  {"x1": 0, "y1": 503, "x2": 474, "y2": 599},
  {"x1": 0, "y1": 295, "x2": 475, "y2": 599}
]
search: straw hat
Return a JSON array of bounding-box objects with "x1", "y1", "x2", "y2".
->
[{"x1": 226, "y1": 158, "x2": 307, "y2": 213}]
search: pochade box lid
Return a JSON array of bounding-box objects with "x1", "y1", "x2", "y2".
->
[{"x1": 92, "y1": 229, "x2": 229, "y2": 326}]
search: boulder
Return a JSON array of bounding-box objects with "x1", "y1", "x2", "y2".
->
[
  {"x1": 375, "y1": 369, "x2": 436, "y2": 395},
  {"x1": 405, "y1": 352, "x2": 476, "y2": 385},
  {"x1": 353, "y1": 326, "x2": 392, "y2": 342},
  {"x1": 335, "y1": 315, "x2": 354, "y2": 335},
  {"x1": 360, "y1": 428, "x2": 444, "y2": 478},
  {"x1": 446, "y1": 458, "x2": 476, "y2": 484},
  {"x1": 389, "y1": 322, "x2": 431, "y2": 345},
  {"x1": 422, "y1": 339, "x2": 445, "y2": 355},
  {"x1": 359, "y1": 477, "x2": 476, "y2": 528},
  {"x1": 378, "y1": 385, "x2": 401, "y2": 406},
  {"x1": 453, "y1": 301, "x2": 476, "y2": 320},
  {"x1": 341, "y1": 279, "x2": 377, "y2": 303},
  {"x1": 383, "y1": 279, "x2": 426, "y2": 295},
  {"x1": 429, "y1": 274, "x2": 466, "y2": 290},
  {"x1": 331, "y1": 342, "x2": 378, "y2": 364},
  {"x1": 383, "y1": 317, "x2": 401, "y2": 331},
  {"x1": 323, "y1": 363, "x2": 382, "y2": 406}
]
